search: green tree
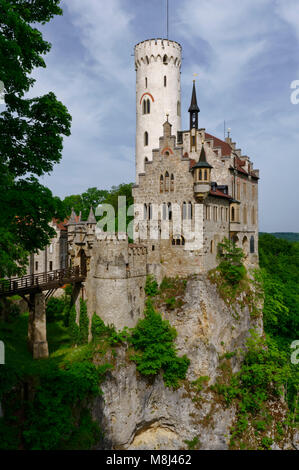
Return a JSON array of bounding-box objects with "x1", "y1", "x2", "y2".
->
[
  {"x1": 0, "y1": 0, "x2": 71, "y2": 277},
  {"x1": 217, "y1": 237, "x2": 246, "y2": 285}
]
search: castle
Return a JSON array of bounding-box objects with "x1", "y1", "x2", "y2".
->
[{"x1": 64, "y1": 38, "x2": 259, "y2": 329}]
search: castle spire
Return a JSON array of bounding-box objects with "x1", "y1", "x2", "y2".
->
[
  {"x1": 87, "y1": 206, "x2": 96, "y2": 224},
  {"x1": 68, "y1": 208, "x2": 77, "y2": 224},
  {"x1": 189, "y1": 80, "x2": 200, "y2": 130}
]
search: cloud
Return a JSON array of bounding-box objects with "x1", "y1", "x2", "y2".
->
[{"x1": 23, "y1": 0, "x2": 299, "y2": 231}]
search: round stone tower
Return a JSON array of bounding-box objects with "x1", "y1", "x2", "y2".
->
[{"x1": 134, "y1": 38, "x2": 182, "y2": 181}]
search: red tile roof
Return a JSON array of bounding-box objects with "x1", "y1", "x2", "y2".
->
[
  {"x1": 52, "y1": 218, "x2": 68, "y2": 231},
  {"x1": 210, "y1": 189, "x2": 232, "y2": 199},
  {"x1": 205, "y1": 133, "x2": 232, "y2": 157},
  {"x1": 234, "y1": 156, "x2": 248, "y2": 175}
]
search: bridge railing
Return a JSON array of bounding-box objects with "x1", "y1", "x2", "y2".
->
[{"x1": 0, "y1": 266, "x2": 85, "y2": 296}]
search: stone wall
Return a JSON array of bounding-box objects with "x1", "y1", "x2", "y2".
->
[{"x1": 85, "y1": 235, "x2": 147, "y2": 330}]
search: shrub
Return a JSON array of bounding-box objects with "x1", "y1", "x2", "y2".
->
[
  {"x1": 69, "y1": 304, "x2": 80, "y2": 346},
  {"x1": 91, "y1": 313, "x2": 108, "y2": 341},
  {"x1": 144, "y1": 275, "x2": 158, "y2": 297},
  {"x1": 46, "y1": 297, "x2": 66, "y2": 323},
  {"x1": 130, "y1": 300, "x2": 190, "y2": 388},
  {"x1": 79, "y1": 299, "x2": 89, "y2": 345},
  {"x1": 22, "y1": 361, "x2": 110, "y2": 450}
]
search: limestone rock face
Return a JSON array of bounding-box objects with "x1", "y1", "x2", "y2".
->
[{"x1": 93, "y1": 275, "x2": 263, "y2": 450}]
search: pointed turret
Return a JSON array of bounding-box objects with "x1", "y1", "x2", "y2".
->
[
  {"x1": 68, "y1": 208, "x2": 77, "y2": 224},
  {"x1": 192, "y1": 140, "x2": 213, "y2": 200},
  {"x1": 192, "y1": 142, "x2": 213, "y2": 170},
  {"x1": 87, "y1": 207, "x2": 96, "y2": 224},
  {"x1": 189, "y1": 81, "x2": 200, "y2": 129}
]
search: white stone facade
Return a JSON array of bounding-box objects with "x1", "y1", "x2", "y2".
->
[{"x1": 135, "y1": 39, "x2": 182, "y2": 181}]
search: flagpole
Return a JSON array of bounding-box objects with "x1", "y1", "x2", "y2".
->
[{"x1": 167, "y1": 0, "x2": 169, "y2": 39}]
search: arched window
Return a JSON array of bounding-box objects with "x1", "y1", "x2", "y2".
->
[
  {"x1": 172, "y1": 235, "x2": 185, "y2": 246},
  {"x1": 160, "y1": 175, "x2": 164, "y2": 193},
  {"x1": 168, "y1": 203, "x2": 172, "y2": 220},
  {"x1": 163, "y1": 54, "x2": 168, "y2": 64},
  {"x1": 143, "y1": 100, "x2": 146, "y2": 115},
  {"x1": 145, "y1": 77, "x2": 148, "y2": 88},
  {"x1": 162, "y1": 203, "x2": 167, "y2": 220},
  {"x1": 188, "y1": 202, "x2": 193, "y2": 220},
  {"x1": 199, "y1": 169, "x2": 202, "y2": 181},
  {"x1": 210, "y1": 240, "x2": 214, "y2": 254},
  {"x1": 251, "y1": 207, "x2": 256, "y2": 225},
  {"x1": 183, "y1": 202, "x2": 187, "y2": 220},
  {"x1": 204, "y1": 170, "x2": 207, "y2": 181},
  {"x1": 177, "y1": 101, "x2": 181, "y2": 116},
  {"x1": 237, "y1": 180, "x2": 240, "y2": 200},
  {"x1": 231, "y1": 206, "x2": 235, "y2": 222},
  {"x1": 164, "y1": 75, "x2": 167, "y2": 87},
  {"x1": 149, "y1": 203, "x2": 152, "y2": 220},
  {"x1": 144, "y1": 131, "x2": 149, "y2": 146},
  {"x1": 243, "y1": 207, "x2": 247, "y2": 224},
  {"x1": 147, "y1": 99, "x2": 150, "y2": 114},
  {"x1": 242, "y1": 236, "x2": 248, "y2": 254},
  {"x1": 144, "y1": 157, "x2": 148, "y2": 163},
  {"x1": 170, "y1": 174, "x2": 174, "y2": 192},
  {"x1": 144, "y1": 204, "x2": 147, "y2": 220},
  {"x1": 206, "y1": 205, "x2": 210, "y2": 221},
  {"x1": 165, "y1": 171, "x2": 169, "y2": 192},
  {"x1": 250, "y1": 236, "x2": 255, "y2": 253}
]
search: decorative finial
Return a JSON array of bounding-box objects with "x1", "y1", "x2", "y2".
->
[
  {"x1": 193, "y1": 73, "x2": 198, "y2": 83},
  {"x1": 166, "y1": 113, "x2": 169, "y2": 122}
]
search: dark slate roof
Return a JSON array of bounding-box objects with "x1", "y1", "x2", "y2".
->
[
  {"x1": 191, "y1": 144, "x2": 213, "y2": 170},
  {"x1": 188, "y1": 81, "x2": 200, "y2": 113}
]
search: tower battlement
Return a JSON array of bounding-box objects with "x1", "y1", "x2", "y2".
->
[{"x1": 134, "y1": 38, "x2": 182, "y2": 69}]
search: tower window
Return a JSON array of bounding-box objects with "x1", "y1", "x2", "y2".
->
[
  {"x1": 49, "y1": 261, "x2": 53, "y2": 271},
  {"x1": 250, "y1": 236, "x2": 255, "y2": 253},
  {"x1": 177, "y1": 101, "x2": 181, "y2": 116},
  {"x1": 170, "y1": 174, "x2": 174, "y2": 192},
  {"x1": 163, "y1": 54, "x2": 168, "y2": 65},
  {"x1": 145, "y1": 77, "x2": 148, "y2": 88},
  {"x1": 168, "y1": 203, "x2": 172, "y2": 220},
  {"x1": 164, "y1": 75, "x2": 167, "y2": 87},
  {"x1": 144, "y1": 131, "x2": 149, "y2": 146},
  {"x1": 165, "y1": 172, "x2": 169, "y2": 192},
  {"x1": 142, "y1": 99, "x2": 151, "y2": 115},
  {"x1": 160, "y1": 175, "x2": 164, "y2": 193},
  {"x1": 35, "y1": 261, "x2": 38, "y2": 271}
]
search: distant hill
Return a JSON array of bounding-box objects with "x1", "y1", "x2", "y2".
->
[{"x1": 260, "y1": 232, "x2": 299, "y2": 242}]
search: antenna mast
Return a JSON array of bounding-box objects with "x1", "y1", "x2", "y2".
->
[{"x1": 166, "y1": 0, "x2": 169, "y2": 39}]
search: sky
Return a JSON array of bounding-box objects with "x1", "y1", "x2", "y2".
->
[{"x1": 17, "y1": 0, "x2": 299, "y2": 231}]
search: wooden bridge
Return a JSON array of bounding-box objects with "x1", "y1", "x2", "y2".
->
[
  {"x1": 0, "y1": 266, "x2": 86, "y2": 298},
  {"x1": 0, "y1": 266, "x2": 86, "y2": 360}
]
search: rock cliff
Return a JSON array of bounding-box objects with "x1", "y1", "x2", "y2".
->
[{"x1": 92, "y1": 274, "x2": 266, "y2": 450}]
